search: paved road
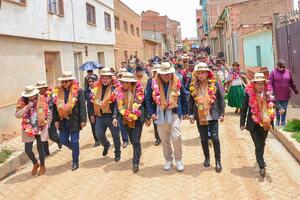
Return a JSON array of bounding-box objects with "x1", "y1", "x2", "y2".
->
[{"x1": 1, "y1": 108, "x2": 300, "y2": 200}]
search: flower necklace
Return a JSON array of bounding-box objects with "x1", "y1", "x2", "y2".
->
[
  {"x1": 115, "y1": 81, "x2": 144, "y2": 122},
  {"x1": 246, "y1": 83, "x2": 275, "y2": 126},
  {"x1": 52, "y1": 80, "x2": 79, "y2": 108},
  {"x1": 190, "y1": 72, "x2": 217, "y2": 108},
  {"x1": 91, "y1": 81, "x2": 116, "y2": 104}
]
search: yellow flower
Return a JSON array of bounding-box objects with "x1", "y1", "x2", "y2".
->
[{"x1": 120, "y1": 109, "x2": 125, "y2": 115}]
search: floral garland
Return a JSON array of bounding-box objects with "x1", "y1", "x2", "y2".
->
[
  {"x1": 90, "y1": 81, "x2": 116, "y2": 104},
  {"x1": 189, "y1": 71, "x2": 217, "y2": 108},
  {"x1": 52, "y1": 80, "x2": 79, "y2": 107},
  {"x1": 115, "y1": 81, "x2": 144, "y2": 121},
  {"x1": 152, "y1": 76, "x2": 181, "y2": 106},
  {"x1": 231, "y1": 67, "x2": 241, "y2": 80},
  {"x1": 246, "y1": 83, "x2": 275, "y2": 126}
]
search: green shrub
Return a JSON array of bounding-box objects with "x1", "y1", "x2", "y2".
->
[
  {"x1": 292, "y1": 132, "x2": 300, "y2": 143},
  {"x1": 0, "y1": 149, "x2": 13, "y2": 164},
  {"x1": 283, "y1": 119, "x2": 300, "y2": 132}
]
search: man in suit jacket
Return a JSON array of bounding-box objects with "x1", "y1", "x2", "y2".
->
[
  {"x1": 240, "y1": 73, "x2": 285, "y2": 177},
  {"x1": 188, "y1": 62, "x2": 225, "y2": 173}
]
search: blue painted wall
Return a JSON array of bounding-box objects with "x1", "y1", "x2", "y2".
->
[{"x1": 243, "y1": 30, "x2": 274, "y2": 70}]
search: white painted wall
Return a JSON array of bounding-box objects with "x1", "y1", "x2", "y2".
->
[{"x1": 0, "y1": 0, "x2": 115, "y2": 45}]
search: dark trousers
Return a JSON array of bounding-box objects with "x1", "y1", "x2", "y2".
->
[
  {"x1": 118, "y1": 115, "x2": 128, "y2": 143},
  {"x1": 95, "y1": 115, "x2": 121, "y2": 156},
  {"x1": 89, "y1": 115, "x2": 98, "y2": 143},
  {"x1": 44, "y1": 121, "x2": 61, "y2": 155},
  {"x1": 25, "y1": 135, "x2": 46, "y2": 165},
  {"x1": 60, "y1": 127, "x2": 80, "y2": 164},
  {"x1": 153, "y1": 123, "x2": 160, "y2": 140},
  {"x1": 275, "y1": 100, "x2": 289, "y2": 126},
  {"x1": 196, "y1": 120, "x2": 221, "y2": 161},
  {"x1": 250, "y1": 125, "x2": 268, "y2": 169},
  {"x1": 125, "y1": 120, "x2": 143, "y2": 165}
]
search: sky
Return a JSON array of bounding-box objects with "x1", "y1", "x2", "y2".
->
[
  {"x1": 121, "y1": 0, "x2": 200, "y2": 39},
  {"x1": 121, "y1": 0, "x2": 298, "y2": 39}
]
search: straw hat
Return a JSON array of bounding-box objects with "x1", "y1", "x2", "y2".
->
[
  {"x1": 100, "y1": 67, "x2": 114, "y2": 76},
  {"x1": 194, "y1": 62, "x2": 211, "y2": 72},
  {"x1": 118, "y1": 72, "x2": 137, "y2": 83},
  {"x1": 36, "y1": 81, "x2": 48, "y2": 89},
  {"x1": 22, "y1": 85, "x2": 39, "y2": 97},
  {"x1": 58, "y1": 71, "x2": 75, "y2": 81},
  {"x1": 157, "y1": 62, "x2": 175, "y2": 75},
  {"x1": 252, "y1": 72, "x2": 267, "y2": 82},
  {"x1": 152, "y1": 63, "x2": 161, "y2": 72},
  {"x1": 182, "y1": 54, "x2": 189, "y2": 59}
]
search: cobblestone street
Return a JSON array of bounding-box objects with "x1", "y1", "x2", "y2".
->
[{"x1": 1, "y1": 108, "x2": 300, "y2": 200}]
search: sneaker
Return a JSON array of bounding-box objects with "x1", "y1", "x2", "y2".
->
[
  {"x1": 163, "y1": 161, "x2": 173, "y2": 171},
  {"x1": 175, "y1": 160, "x2": 184, "y2": 172}
]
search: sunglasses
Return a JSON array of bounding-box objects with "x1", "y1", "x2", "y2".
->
[
  {"x1": 278, "y1": 65, "x2": 286, "y2": 69},
  {"x1": 62, "y1": 81, "x2": 70, "y2": 84},
  {"x1": 89, "y1": 80, "x2": 95, "y2": 83}
]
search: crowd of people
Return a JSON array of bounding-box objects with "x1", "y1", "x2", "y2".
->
[{"x1": 15, "y1": 51, "x2": 298, "y2": 177}]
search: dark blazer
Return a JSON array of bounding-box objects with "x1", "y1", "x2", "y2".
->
[
  {"x1": 88, "y1": 85, "x2": 118, "y2": 119},
  {"x1": 53, "y1": 89, "x2": 87, "y2": 132},
  {"x1": 240, "y1": 93, "x2": 282, "y2": 132},
  {"x1": 188, "y1": 82, "x2": 225, "y2": 121},
  {"x1": 145, "y1": 78, "x2": 188, "y2": 119}
]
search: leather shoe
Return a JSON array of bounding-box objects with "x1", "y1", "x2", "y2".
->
[
  {"x1": 58, "y1": 142, "x2": 63, "y2": 150},
  {"x1": 132, "y1": 164, "x2": 139, "y2": 173},
  {"x1": 38, "y1": 165, "x2": 46, "y2": 176},
  {"x1": 154, "y1": 139, "x2": 161, "y2": 146},
  {"x1": 215, "y1": 161, "x2": 222, "y2": 173},
  {"x1": 204, "y1": 158, "x2": 210, "y2": 167},
  {"x1": 93, "y1": 142, "x2": 100, "y2": 147},
  {"x1": 115, "y1": 156, "x2": 121, "y2": 162},
  {"x1": 31, "y1": 163, "x2": 40, "y2": 176},
  {"x1": 102, "y1": 144, "x2": 111, "y2": 156},
  {"x1": 72, "y1": 163, "x2": 79, "y2": 171},
  {"x1": 259, "y1": 168, "x2": 266, "y2": 177}
]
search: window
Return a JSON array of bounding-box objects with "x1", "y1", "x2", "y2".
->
[
  {"x1": 86, "y1": 3, "x2": 96, "y2": 26},
  {"x1": 104, "y1": 12, "x2": 112, "y2": 31},
  {"x1": 136, "y1": 27, "x2": 140, "y2": 37},
  {"x1": 130, "y1": 24, "x2": 135, "y2": 36},
  {"x1": 48, "y1": 0, "x2": 64, "y2": 16},
  {"x1": 114, "y1": 16, "x2": 120, "y2": 30},
  {"x1": 123, "y1": 21, "x2": 128, "y2": 33},
  {"x1": 4, "y1": 0, "x2": 26, "y2": 6}
]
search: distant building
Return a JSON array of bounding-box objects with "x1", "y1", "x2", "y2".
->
[
  {"x1": 141, "y1": 10, "x2": 182, "y2": 54},
  {"x1": 114, "y1": 0, "x2": 143, "y2": 69},
  {"x1": 0, "y1": 0, "x2": 115, "y2": 134}
]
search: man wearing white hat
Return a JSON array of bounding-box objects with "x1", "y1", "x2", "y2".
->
[
  {"x1": 146, "y1": 62, "x2": 188, "y2": 172},
  {"x1": 53, "y1": 71, "x2": 87, "y2": 171},
  {"x1": 90, "y1": 68, "x2": 121, "y2": 162},
  {"x1": 189, "y1": 62, "x2": 225, "y2": 173},
  {"x1": 36, "y1": 81, "x2": 62, "y2": 157},
  {"x1": 145, "y1": 63, "x2": 161, "y2": 146}
]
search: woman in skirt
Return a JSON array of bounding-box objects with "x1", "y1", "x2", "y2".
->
[{"x1": 225, "y1": 62, "x2": 248, "y2": 113}]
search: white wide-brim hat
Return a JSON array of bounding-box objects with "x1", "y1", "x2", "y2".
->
[
  {"x1": 152, "y1": 63, "x2": 161, "y2": 72},
  {"x1": 22, "y1": 85, "x2": 39, "y2": 97},
  {"x1": 58, "y1": 71, "x2": 76, "y2": 81},
  {"x1": 252, "y1": 72, "x2": 267, "y2": 82},
  {"x1": 194, "y1": 62, "x2": 211, "y2": 72},
  {"x1": 118, "y1": 72, "x2": 137, "y2": 83},
  {"x1": 36, "y1": 80, "x2": 48, "y2": 89},
  {"x1": 100, "y1": 67, "x2": 114, "y2": 76},
  {"x1": 157, "y1": 62, "x2": 175, "y2": 75}
]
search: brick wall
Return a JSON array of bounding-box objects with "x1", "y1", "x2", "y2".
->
[{"x1": 114, "y1": 0, "x2": 143, "y2": 69}]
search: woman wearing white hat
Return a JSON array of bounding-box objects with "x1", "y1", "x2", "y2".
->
[
  {"x1": 15, "y1": 85, "x2": 50, "y2": 176},
  {"x1": 115, "y1": 72, "x2": 145, "y2": 172},
  {"x1": 240, "y1": 73, "x2": 285, "y2": 177}
]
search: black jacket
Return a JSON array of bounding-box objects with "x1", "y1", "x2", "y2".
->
[
  {"x1": 188, "y1": 82, "x2": 225, "y2": 121},
  {"x1": 240, "y1": 93, "x2": 282, "y2": 132},
  {"x1": 53, "y1": 89, "x2": 87, "y2": 132}
]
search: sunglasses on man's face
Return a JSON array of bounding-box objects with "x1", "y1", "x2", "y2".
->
[
  {"x1": 62, "y1": 81, "x2": 70, "y2": 84},
  {"x1": 89, "y1": 80, "x2": 95, "y2": 83}
]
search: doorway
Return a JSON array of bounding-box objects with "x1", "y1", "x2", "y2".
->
[{"x1": 44, "y1": 52, "x2": 62, "y2": 88}]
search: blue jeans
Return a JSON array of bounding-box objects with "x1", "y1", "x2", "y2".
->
[
  {"x1": 118, "y1": 115, "x2": 128, "y2": 143},
  {"x1": 275, "y1": 100, "x2": 289, "y2": 126},
  {"x1": 95, "y1": 115, "x2": 121, "y2": 156},
  {"x1": 59, "y1": 127, "x2": 80, "y2": 164}
]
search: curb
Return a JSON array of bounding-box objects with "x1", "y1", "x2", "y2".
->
[
  {"x1": 271, "y1": 127, "x2": 300, "y2": 162},
  {"x1": 0, "y1": 141, "x2": 58, "y2": 180}
]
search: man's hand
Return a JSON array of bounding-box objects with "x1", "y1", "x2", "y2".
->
[
  {"x1": 81, "y1": 122, "x2": 86, "y2": 129},
  {"x1": 54, "y1": 122, "x2": 60, "y2": 129},
  {"x1": 90, "y1": 116, "x2": 96, "y2": 124},
  {"x1": 112, "y1": 118, "x2": 118, "y2": 127},
  {"x1": 240, "y1": 126, "x2": 246, "y2": 131},
  {"x1": 279, "y1": 109, "x2": 285, "y2": 115},
  {"x1": 219, "y1": 115, "x2": 225, "y2": 123},
  {"x1": 189, "y1": 115, "x2": 195, "y2": 124},
  {"x1": 27, "y1": 102, "x2": 34, "y2": 108},
  {"x1": 151, "y1": 114, "x2": 158, "y2": 121}
]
